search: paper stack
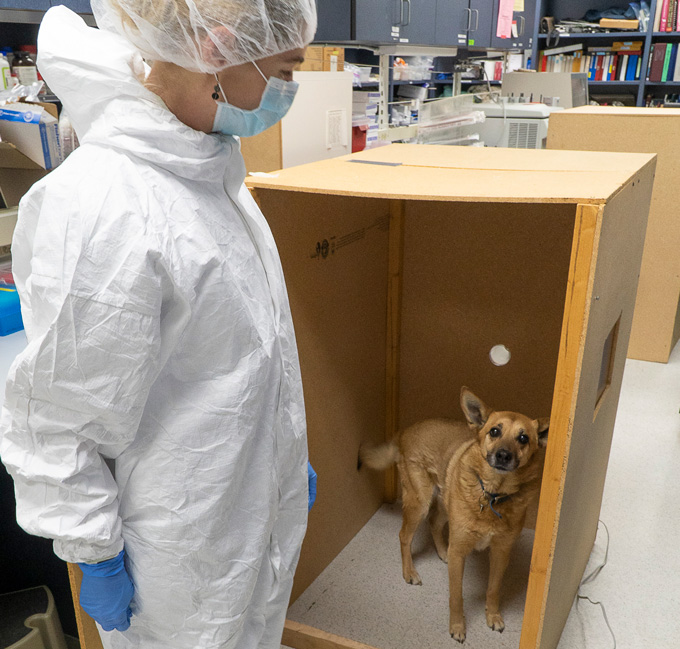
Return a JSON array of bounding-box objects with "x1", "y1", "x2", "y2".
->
[{"x1": 352, "y1": 90, "x2": 380, "y2": 149}]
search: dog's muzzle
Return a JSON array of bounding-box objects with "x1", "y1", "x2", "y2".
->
[{"x1": 488, "y1": 448, "x2": 517, "y2": 471}]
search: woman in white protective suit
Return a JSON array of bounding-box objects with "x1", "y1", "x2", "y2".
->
[{"x1": 0, "y1": 1, "x2": 318, "y2": 648}]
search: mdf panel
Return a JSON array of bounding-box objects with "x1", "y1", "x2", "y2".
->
[
  {"x1": 399, "y1": 201, "x2": 576, "y2": 430},
  {"x1": 524, "y1": 163, "x2": 655, "y2": 649},
  {"x1": 67, "y1": 564, "x2": 102, "y2": 649},
  {"x1": 256, "y1": 190, "x2": 391, "y2": 601},
  {"x1": 548, "y1": 108, "x2": 680, "y2": 362}
]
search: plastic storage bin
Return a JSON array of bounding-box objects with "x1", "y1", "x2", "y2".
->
[{"x1": 0, "y1": 285, "x2": 23, "y2": 336}]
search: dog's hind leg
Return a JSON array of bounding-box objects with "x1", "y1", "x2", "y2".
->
[
  {"x1": 429, "y1": 495, "x2": 448, "y2": 563},
  {"x1": 398, "y1": 466, "x2": 433, "y2": 585}
]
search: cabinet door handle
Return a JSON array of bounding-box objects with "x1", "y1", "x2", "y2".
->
[
  {"x1": 398, "y1": 0, "x2": 404, "y2": 26},
  {"x1": 518, "y1": 15, "x2": 525, "y2": 36},
  {"x1": 473, "y1": 8, "x2": 479, "y2": 32},
  {"x1": 465, "y1": 7, "x2": 472, "y2": 31},
  {"x1": 404, "y1": 0, "x2": 411, "y2": 26}
]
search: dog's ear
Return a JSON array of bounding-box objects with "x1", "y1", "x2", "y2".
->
[
  {"x1": 460, "y1": 387, "x2": 492, "y2": 430},
  {"x1": 536, "y1": 417, "x2": 550, "y2": 447}
]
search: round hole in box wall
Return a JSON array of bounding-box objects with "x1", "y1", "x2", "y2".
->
[{"x1": 489, "y1": 344, "x2": 511, "y2": 366}]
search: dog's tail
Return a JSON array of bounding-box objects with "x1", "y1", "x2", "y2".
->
[{"x1": 358, "y1": 442, "x2": 400, "y2": 471}]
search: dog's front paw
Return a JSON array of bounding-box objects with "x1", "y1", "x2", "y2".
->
[
  {"x1": 486, "y1": 611, "x2": 505, "y2": 633},
  {"x1": 449, "y1": 620, "x2": 466, "y2": 643},
  {"x1": 403, "y1": 569, "x2": 422, "y2": 586}
]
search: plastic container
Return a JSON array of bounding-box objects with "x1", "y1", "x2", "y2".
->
[
  {"x1": 12, "y1": 50, "x2": 38, "y2": 87},
  {"x1": 0, "y1": 285, "x2": 23, "y2": 336},
  {"x1": 58, "y1": 109, "x2": 80, "y2": 158},
  {"x1": 352, "y1": 124, "x2": 367, "y2": 152},
  {"x1": 1, "y1": 53, "x2": 11, "y2": 90}
]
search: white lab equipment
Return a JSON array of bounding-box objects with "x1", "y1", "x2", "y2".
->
[{"x1": 475, "y1": 100, "x2": 563, "y2": 149}]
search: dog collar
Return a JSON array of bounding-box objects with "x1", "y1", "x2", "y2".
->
[{"x1": 477, "y1": 476, "x2": 512, "y2": 519}]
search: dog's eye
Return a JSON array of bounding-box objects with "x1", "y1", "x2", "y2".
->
[
  {"x1": 518, "y1": 434, "x2": 529, "y2": 445},
  {"x1": 489, "y1": 427, "x2": 501, "y2": 438}
]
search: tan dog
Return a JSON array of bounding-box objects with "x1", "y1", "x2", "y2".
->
[{"x1": 359, "y1": 387, "x2": 548, "y2": 642}]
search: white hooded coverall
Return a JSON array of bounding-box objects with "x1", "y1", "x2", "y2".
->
[{"x1": 0, "y1": 8, "x2": 308, "y2": 649}]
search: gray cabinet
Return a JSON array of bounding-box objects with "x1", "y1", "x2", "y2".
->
[
  {"x1": 490, "y1": 0, "x2": 535, "y2": 50},
  {"x1": 315, "y1": 0, "x2": 353, "y2": 42},
  {"x1": 315, "y1": 0, "x2": 535, "y2": 49},
  {"x1": 434, "y1": 0, "x2": 468, "y2": 46},
  {"x1": 317, "y1": 0, "x2": 441, "y2": 46},
  {"x1": 467, "y1": 0, "x2": 495, "y2": 48},
  {"x1": 0, "y1": 1, "x2": 91, "y2": 10},
  {"x1": 50, "y1": 1, "x2": 92, "y2": 12},
  {"x1": 355, "y1": 0, "x2": 401, "y2": 43},
  {"x1": 0, "y1": 1, "x2": 51, "y2": 8},
  {"x1": 397, "y1": 0, "x2": 438, "y2": 45},
  {"x1": 434, "y1": 0, "x2": 494, "y2": 48}
]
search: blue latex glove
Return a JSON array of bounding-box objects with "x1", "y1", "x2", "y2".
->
[
  {"x1": 307, "y1": 461, "x2": 317, "y2": 511},
  {"x1": 78, "y1": 549, "x2": 134, "y2": 632}
]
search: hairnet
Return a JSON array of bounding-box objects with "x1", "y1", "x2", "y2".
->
[{"x1": 91, "y1": 0, "x2": 317, "y2": 73}]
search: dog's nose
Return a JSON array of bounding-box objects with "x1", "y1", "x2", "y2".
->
[{"x1": 495, "y1": 449, "x2": 513, "y2": 465}]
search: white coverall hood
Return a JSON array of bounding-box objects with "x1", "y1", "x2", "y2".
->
[
  {"x1": 1, "y1": 8, "x2": 308, "y2": 649},
  {"x1": 37, "y1": 6, "x2": 235, "y2": 187}
]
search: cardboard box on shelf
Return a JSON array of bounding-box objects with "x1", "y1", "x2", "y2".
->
[
  {"x1": 300, "y1": 46, "x2": 344, "y2": 72},
  {"x1": 599, "y1": 18, "x2": 639, "y2": 30},
  {"x1": 0, "y1": 102, "x2": 62, "y2": 170},
  {"x1": 0, "y1": 102, "x2": 59, "y2": 208}
]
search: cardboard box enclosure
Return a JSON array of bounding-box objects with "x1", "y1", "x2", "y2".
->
[
  {"x1": 548, "y1": 106, "x2": 680, "y2": 363},
  {"x1": 67, "y1": 145, "x2": 655, "y2": 649}
]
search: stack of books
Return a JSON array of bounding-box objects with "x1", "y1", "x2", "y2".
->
[
  {"x1": 648, "y1": 42, "x2": 680, "y2": 81},
  {"x1": 654, "y1": 0, "x2": 680, "y2": 32},
  {"x1": 537, "y1": 42, "x2": 643, "y2": 81}
]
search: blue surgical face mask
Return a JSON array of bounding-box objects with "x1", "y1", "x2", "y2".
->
[{"x1": 212, "y1": 61, "x2": 299, "y2": 137}]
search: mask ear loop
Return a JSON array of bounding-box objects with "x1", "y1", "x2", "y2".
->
[
  {"x1": 213, "y1": 73, "x2": 227, "y2": 101},
  {"x1": 213, "y1": 62, "x2": 267, "y2": 102},
  {"x1": 252, "y1": 61, "x2": 269, "y2": 83}
]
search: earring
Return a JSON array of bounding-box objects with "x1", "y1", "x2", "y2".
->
[{"x1": 212, "y1": 84, "x2": 220, "y2": 100}]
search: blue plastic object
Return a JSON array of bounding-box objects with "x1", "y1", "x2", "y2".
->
[
  {"x1": 307, "y1": 462, "x2": 317, "y2": 511},
  {"x1": 78, "y1": 550, "x2": 134, "y2": 632},
  {"x1": 0, "y1": 287, "x2": 24, "y2": 336}
]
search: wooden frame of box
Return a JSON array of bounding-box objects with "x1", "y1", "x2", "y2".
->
[
  {"x1": 67, "y1": 144, "x2": 655, "y2": 649},
  {"x1": 548, "y1": 106, "x2": 680, "y2": 363}
]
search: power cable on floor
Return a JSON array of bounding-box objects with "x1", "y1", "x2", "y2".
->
[{"x1": 576, "y1": 520, "x2": 616, "y2": 649}]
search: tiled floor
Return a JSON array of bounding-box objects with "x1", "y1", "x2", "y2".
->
[{"x1": 285, "y1": 345, "x2": 680, "y2": 649}]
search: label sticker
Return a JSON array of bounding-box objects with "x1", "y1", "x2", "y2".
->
[{"x1": 310, "y1": 216, "x2": 389, "y2": 260}]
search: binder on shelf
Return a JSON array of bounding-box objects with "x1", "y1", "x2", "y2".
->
[
  {"x1": 649, "y1": 42, "x2": 668, "y2": 82},
  {"x1": 654, "y1": 0, "x2": 664, "y2": 31},
  {"x1": 612, "y1": 41, "x2": 644, "y2": 53},
  {"x1": 543, "y1": 43, "x2": 583, "y2": 57},
  {"x1": 662, "y1": 44, "x2": 673, "y2": 81},
  {"x1": 668, "y1": 45, "x2": 678, "y2": 81},
  {"x1": 660, "y1": 0, "x2": 670, "y2": 32}
]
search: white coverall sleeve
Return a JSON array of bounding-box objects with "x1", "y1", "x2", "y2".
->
[{"x1": 0, "y1": 210, "x2": 168, "y2": 564}]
